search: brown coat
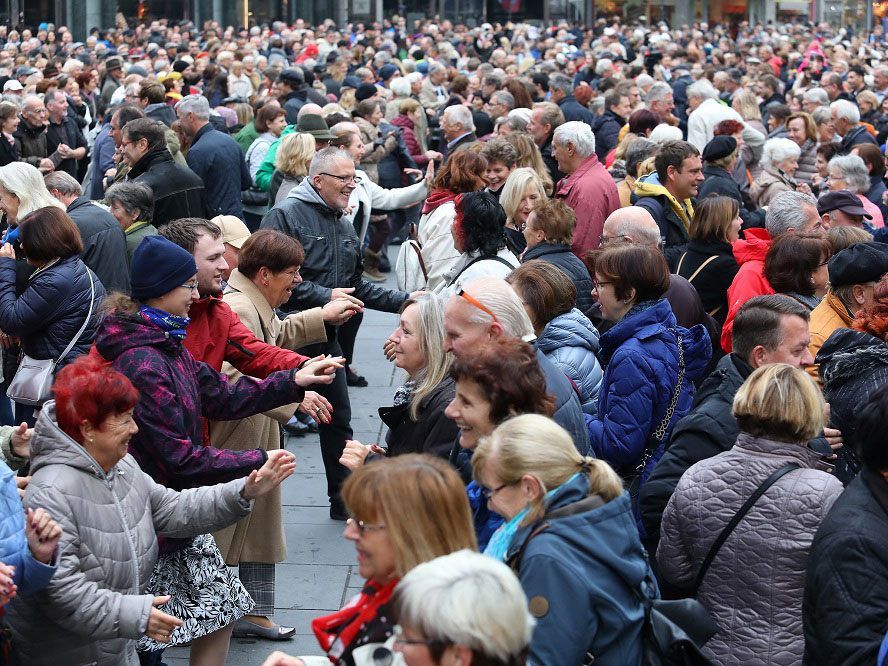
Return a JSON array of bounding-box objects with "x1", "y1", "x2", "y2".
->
[{"x1": 210, "y1": 269, "x2": 327, "y2": 564}]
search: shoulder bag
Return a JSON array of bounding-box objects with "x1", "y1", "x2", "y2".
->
[
  {"x1": 7, "y1": 268, "x2": 96, "y2": 406},
  {"x1": 395, "y1": 223, "x2": 429, "y2": 292}
]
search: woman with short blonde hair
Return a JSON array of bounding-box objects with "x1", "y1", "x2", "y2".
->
[
  {"x1": 499, "y1": 167, "x2": 547, "y2": 237},
  {"x1": 504, "y1": 132, "x2": 554, "y2": 195},
  {"x1": 472, "y1": 414, "x2": 650, "y2": 664},
  {"x1": 272, "y1": 132, "x2": 315, "y2": 204},
  {"x1": 658, "y1": 364, "x2": 843, "y2": 665}
]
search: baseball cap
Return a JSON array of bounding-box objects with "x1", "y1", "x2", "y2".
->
[
  {"x1": 817, "y1": 190, "x2": 872, "y2": 219},
  {"x1": 3, "y1": 80, "x2": 23, "y2": 92},
  {"x1": 212, "y1": 215, "x2": 251, "y2": 249}
]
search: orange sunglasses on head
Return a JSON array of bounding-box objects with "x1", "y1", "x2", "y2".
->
[{"x1": 457, "y1": 288, "x2": 500, "y2": 323}]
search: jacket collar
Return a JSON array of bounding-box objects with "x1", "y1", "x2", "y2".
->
[
  {"x1": 556, "y1": 154, "x2": 603, "y2": 196},
  {"x1": 522, "y1": 241, "x2": 572, "y2": 260},
  {"x1": 734, "y1": 431, "x2": 834, "y2": 472},
  {"x1": 224, "y1": 269, "x2": 277, "y2": 332},
  {"x1": 600, "y1": 298, "x2": 675, "y2": 360},
  {"x1": 130, "y1": 145, "x2": 173, "y2": 177},
  {"x1": 823, "y1": 290, "x2": 855, "y2": 326},
  {"x1": 66, "y1": 196, "x2": 91, "y2": 214},
  {"x1": 191, "y1": 122, "x2": 213, "y2": 145}
]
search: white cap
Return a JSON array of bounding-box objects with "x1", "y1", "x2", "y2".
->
[{"x1": 3, "y1": 80, "x2": 23, "y2": 92}]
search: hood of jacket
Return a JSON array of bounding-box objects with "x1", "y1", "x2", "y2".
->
[
  {"x1": 422, "y1": 188, "x2": 458, "y2": 215},
  {"x1": 536, "y1": 309, "x2": 601, "y2": 356},
  {"x1": 29, "y1": 401, "x2": 110, "y2": 479},
  {"x1": 129, "y1": 145, "x2": 174, "y2": 178},
  {"x1": 816, "y1": 327, "x2": 888, "y2": 388},
  {"x1": 633, "y1": 171, "x2": 694, "y2": 226},
  {"x1": 289, "y1": 176, "x2": 340, "y2": 215},
  {"x1": 389, "y1": 114, "x2": 415, "y2": 131},
  {"x1": 94, "y1": 311, "x2": 181, "y2": 362},
  {"x1": 731, "y1": 227, "x2": 771, "y2": 266}
]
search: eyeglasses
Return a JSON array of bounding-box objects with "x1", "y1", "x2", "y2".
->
[
  {"x1": 481, "y1": 482, "x2": 512, "y2": 500},
  {"x1": 592, "y1": 278, "x2": 612, "y2": 292},
  {"x1": 598, "y1": 233, "x2": 629, "y2": 246},
  {"x1": 346, "y1": 517, "x2": 386, "y2": 536},
  {"x1": 319, "y1": 172, "x2": 357, "y2": 184},
  {"x1": 392, "y1": 625, "x2": 450, "y2": 649},
  {"x1": 457, "y1": 288, "x2": 499, "y2": 324},
  {"x1": 179, "y1": 282, "x2": 199, "y2": 292}
]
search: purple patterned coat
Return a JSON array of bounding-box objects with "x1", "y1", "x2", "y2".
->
[{"x1": 94, "y1": 312, "x2": 304, "y2": 491}]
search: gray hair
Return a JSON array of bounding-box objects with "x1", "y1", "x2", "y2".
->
[
  {"x1": 548, "y1": 74, "x2": 574, "y2": 97},
  {"x1": 175, "y1": 94, "x2": 210, "y2": 119},
  {"x1": 490, "y1": 90, "x2": 515, "y2": 110},
  {"x1": 765, "y1": 190, "x2": 818, "y2": 237},
  {"x1": 43, "y1": 170, "x2": 82, "y2": 196},
  {"x1": 309, "y1": 146, "x2": 352, "y2": 177},
  {"x1": 649, "y1": 123, "x2": 683, "y2": 144},
  {"x1": 105, "y1": 181, "x2": 154, "y2": 220},
  {"x1": 394, "y1": 550, "x2": 534, "y2": 663},
  {"x1": 636, "y1": 73, "x2": 654, "y2": 89},
  {"x1": 830, "y1": 99, "x2": 860, "y2": 124},
  {"x1": 428, "y1": 62, "x2": 446, "y2": 76},
  {"x1": 802, "y1": 88, "x2": 829, "y2": 106},
  {"x1": 812, "y1": 106, "x2": 832, "y2": 126},
  {"x1": 761, "y1": 138, "x2": 801, "y2": 168},
  {"x1": 645, "y1": 81, "x2": 673, "y2": 104},
  {"x1": 404, "y1": 293, "x2": 452, "y2": 420},
  {"x1": 390, "y1": 77, "x2": 411, "y2": 97},
  {"x1": 828, "y1": 154, "x2": 871, "y2": 193},
  {"x1": 552, "y1": 121, "x2": 596, "y2": 158},
  {"x1": 505, "y1": 107, "x2": 531, "y2": 131},
  {"x1": 458, "y1": 277, "x2": 534, "y2": 340},
  {"x1": 686, "y1": 78, "x2": 719, "y2": 101},
  {"x1": 443, "y1": 105, "x2": 475, "y2": 132},
  {"x1": 595, "y1": 58, "x2": 614, "y2": 76}
]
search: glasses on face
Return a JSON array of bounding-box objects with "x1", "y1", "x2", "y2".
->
[
  {"x1": 598, "y1": 233, "x2": 628, "y2": 246},
  {"x1": 481, "y1": 482, "x2": 512, "y2": 500},
  {"x1": 179, "y1": 281, "x2": 199, "y2": 292},
  {"x1": 346, "y1": 517, "x2": 386, "y2": 536},
  {"x1": 319, "y1": 172, "x2": 357, "y2": 185},
  {"x1": 592, "y1": 278, "x2": 612, "y2": 292},
  {"x1": 457, "y1": 288, "x2": 500, "y2": 324},
  {"x1": 392, "y1": 625, "x2": 450, "y2": 649}
]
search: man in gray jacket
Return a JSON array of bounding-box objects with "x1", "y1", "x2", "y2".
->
[{"x1": 261, "y1": 147, "x2": 417, "y2": 519}]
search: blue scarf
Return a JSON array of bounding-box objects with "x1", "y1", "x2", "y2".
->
[
  {"x1": 483, "y1": 473, "x2": 582, "y2": 562},
  {"x1": 139, "y1": 305, "x2": 190, "y2": 340}
]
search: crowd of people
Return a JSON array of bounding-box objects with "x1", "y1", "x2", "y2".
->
[{"x1": 0, "y1": 10, "x2": 885, "y2": 666}]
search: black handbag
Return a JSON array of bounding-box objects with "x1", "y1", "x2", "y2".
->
[{"x1": 241, "y1": 187, "x2": 269, "y2": 206}]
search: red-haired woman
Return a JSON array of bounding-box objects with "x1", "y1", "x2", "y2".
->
[{"x1": 6, "y1": 355, "x2": 295, "y2": 666}]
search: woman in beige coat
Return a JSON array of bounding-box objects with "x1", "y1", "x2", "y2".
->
[{"x1": 211, "y1": 230, "x2": 360, "y2": 640}]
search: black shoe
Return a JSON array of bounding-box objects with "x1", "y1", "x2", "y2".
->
[
  {"x1": 329, "y1": 502, "x2": 348, "y2": 521},
  {"x1": 378, "y1": 252, "x2": 391, "y2": 273},
  {"x1": 346, "y1": 368, "x2": 368, "y2": 387},
  {"x1": 281, "y1": 420, "x2": 310, "y2": 437}
]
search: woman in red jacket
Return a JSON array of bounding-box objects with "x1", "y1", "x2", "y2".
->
[{"x1": 389, "y1": 99, "x2": 442, "y2": 167}]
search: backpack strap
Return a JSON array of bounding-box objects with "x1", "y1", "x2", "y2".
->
[
  {"x1": 686, "y1": 255, "x2": 720, "y2": 285},
  {"x1": 450, "y1": 254, "x2": 517, "y2": 283}
]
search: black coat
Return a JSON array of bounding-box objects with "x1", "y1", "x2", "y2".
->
[
  {"x1": 45, "y1": 115, "x2": 88, "y2": 178},
  {"x1": 674, "y1": 238, "x2": 739, "y2": 327},
  {"x1": 697, "y1": 165, "x2": 766, "y2": 229},
  {"x1": 839, "y1": 124, "x2": 879, "y2": 154},
  {"x1": 803, "y1": 470, "x2": 888, "y2": 664},
  {"x1": 539, "y1": 134, "x2": 565, "y2": 186},
  {"x1": 633, "y1": 194, "x2": 690, "y2": 270},
  {"x1": 0, "y1": 134, "x2": 19, "y2": 167},
  {"x1": 591, "y1": 110, "x2": 624, "y2": 162},
  {"x1": 522, "y1": 241, "x2": 595, "y2": 314},
  {"x1": 129, "y1": 146, "x2": 209, "y2": 228},
  {"x1": 185, "y1": 123, "x2": 251, "y2": 218},
  {"x1": 557, "y1": 95, "x2": 596, "y2": 126},
  {"x1": 639, "y1": 353, "x2": 751, "y2": 549},
  {"x1": 65, "y1": 197, "x2": 131, "y2": 295},
  {"x1": 378, "y1": 377, "x2": 458, "y2": 459}
]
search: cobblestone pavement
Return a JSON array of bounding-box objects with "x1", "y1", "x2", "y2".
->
[{"x1": 167, "y1": 254, "x2": 404, "y2": 664}]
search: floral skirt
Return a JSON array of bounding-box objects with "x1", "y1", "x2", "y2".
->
[{"x1": 137, "y1": 534, "x2": 254, "y2": 651}]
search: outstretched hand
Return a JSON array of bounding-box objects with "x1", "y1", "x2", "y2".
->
[
  {"x1": 294, "y1": 355, "x2": 345, "y2": 387},
  {"x1": 298, "y1": 391, "x2": 333, "y2": 424},
  {"x1": 243, "y1": 450, "x2": 296, "y2": 500}
]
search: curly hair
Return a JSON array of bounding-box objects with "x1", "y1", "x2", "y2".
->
[
  {"x1": 432, "y1": 150, "x2": 488, "y2": 194},
  {"x1": 450, "y1": 337, "x2": 555, "y2": 425},
  {"x1": 712, "y1": 119, "x2": 745, "y2": 137},
  {"x1": 853, "y1": 279, "x2": 888, "y2": 340},
  {"x1": 454, "y1": 191, "x2": 507, "y2": 256}
]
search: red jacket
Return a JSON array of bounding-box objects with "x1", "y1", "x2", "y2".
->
[
  {"x1": 389, "y1": 114, "x2": 429, "y2": 167},
  {"x1": 720, "y1": 228, "x2": 775, "y2": 352},
  {"x1": 555, "y1": 154, "x2": 621, "y2": 259}
]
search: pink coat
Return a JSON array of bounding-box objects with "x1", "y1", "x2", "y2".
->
[
  {"x1": 858, "y1": 194, "x2": 885, "y2": 228},
  {"x1": 555, "y1": 154, "x2": 621, "y2": 259}
]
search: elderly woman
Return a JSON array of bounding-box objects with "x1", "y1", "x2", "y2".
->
[
  {"x1": 93, "y1": 235, "x2": 340, "y2": 665},
  {"x1": 521, "y1": 198, "x2": 594, "y2": 312},
  {"x1": 389, "y1": 99, "x2": 441, "y2": 167},
  {"x1": 499, "y1": 167, "x2": 546, "y2": 255},
  {"x1": 764, "y1": 233, "x2": 832, "y2": 311},
  {"x1": 105, "y1": 181, "x2": 158, "y2": 262},
  {"x1": 261, "y1": 454, "x2": 477, "y2": 666},
  {"x1": 417, "y1": 151, "x2": 488, "y2": 292},
  {"x1": 437, "y1": 191, "x2": 518, "y2": 295},
  {"x1": 7, "y1": 355, "x2": 294, "y2": 665},
  {"x1": 658, "y1": 364, "x2": 844, "y2": 665},
  {"x1": 271, "y1": 132, "x2": 315, "y2": 205},
  {"x1": 0, "y1": 207, "x2": 106, "y2": 422},
  {"x1": 585, "y1": 243, "x2": 711, "y2": 518},
  {"x1": 211, "y1": 229, "x2": 359, "y2": 640},
  {"x1": 473, "y1": 415, "x2": 651, "y2": 665},
  {"x1": 785, "y1": 112, "x2": 819, "y2": 185},
  {"x1": 392, "y1": 550, "x2": 534, "y2": 666},
  {"x1": 507, "y1": 261, "x2": 603, "y2": 415},
  {"x1": 353, "y1": 98, "x2": 397, "y2": 184},
  {"x1": 750, "y1": 138, "x2": 807, "y2": 208},
  {"x1": 826, "y1": 154, "x2": 885, "y2": 227},
  {"x1": 341, "y1": 293, "x2": 457, "y2": 469}
]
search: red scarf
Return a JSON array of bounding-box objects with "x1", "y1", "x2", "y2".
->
[
  {"x1": 311, "y1": 578, "x2": 399, "y2": 661},
  {"x1": 421, "y1": 188, "x2": 458, "y2": 215}
]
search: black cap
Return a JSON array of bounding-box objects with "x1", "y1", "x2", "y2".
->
[
  {"x1": 817, "y1": 190, "x2": 872, "y2": 219},
  {"x1": 279, "y1": 68, "x2": 304, "y2": 85},
  {"x1": 701, "y1": 135, "x2": 737, "y2": 163},
  {"x1": 828, "y1": 242, "x2": 888, "y2": 287},
  {"x1": 355, "y1": 83, "x2": 378, "y2": 101}
]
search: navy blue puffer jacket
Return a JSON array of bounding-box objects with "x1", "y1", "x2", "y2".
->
[{"x1": 0, "y1": 255, "x2": 105, "y2": 367}]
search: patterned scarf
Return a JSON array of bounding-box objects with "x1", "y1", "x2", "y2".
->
[
  {"x1": 392, "y1": 380, "x2": 414, "y2": 407},
  {"x1": 139, "y1": 305, "x2": 190, "y2": 340},
  {"x1": 311, "y1": 578, "x2": 399, "y2": 660}
]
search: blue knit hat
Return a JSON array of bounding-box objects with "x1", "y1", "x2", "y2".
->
[{"x1": 130, "y1": 235, "x2": 197, "y2": 302}]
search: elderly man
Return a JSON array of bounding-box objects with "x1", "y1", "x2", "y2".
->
[
  {"x1": 261, "y1": 147, "x2": 414, "y2": 520},
  {"x1": 645, "y1": 82, "x2": 678, "y2": 126},
  {"x1": 527, "y1": 101, "x2": 566, "y2": 186},
  {"x1": 44, "y1": 171, "x2": 130, "y2": 294},
  {"x1": 552, "y1": 121, "x2": 620, "y2": 259},
  {"x1": 549, "y1": 73, "x2": 594, "y2": 125},
  {"x1": 802, "y1": 88, "x2": 830, "y2": 114},
  {"x1": 13, "y1": 95, "x2": 56, "y2": 173},
  {"x1": 442, "y1": 277, "x2": 588, "y2": 454},
  {"x1": 686, "y1": 79, "x2": 765, "y2": 153},
  {"x1": 420, "y1": 62, "x2": 449, "y2": 113},
  {"x1": 441, "y1": 105, "x2": 479, "y2": 160},
  {"x1": 831, "y1": 99, "x2": 878, "y2": 154},
  {"x1": 177, "y1": 94, "x2": 251, "y2": 218}
]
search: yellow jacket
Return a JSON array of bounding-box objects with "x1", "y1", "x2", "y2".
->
[{"x1": 807, "y1": 290, "x2": 855, "y2": 382}]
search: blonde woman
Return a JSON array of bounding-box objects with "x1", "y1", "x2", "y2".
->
[
  {"x1": 658, "y1": 364, "x2": 844, "y2": 665},
  {"x1": 0, "y1": 162, "x2": 65, "y2": 231},
  {"x1": 504, "y1": 131, "x2": 554, "y2": 195},
  {"x1": 271, "y1": 132, "x2": 315, "y2": 205},
  {"x1": 472, "y1": 414, "x2": 651, "y2": 665},
  {"x1": 499, "y1": 167, "x2": 547, "y2": 255}
]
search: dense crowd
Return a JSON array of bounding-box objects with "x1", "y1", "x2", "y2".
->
[{"x1": 0, "y1": 11, "x2": 885, "y2": 666}]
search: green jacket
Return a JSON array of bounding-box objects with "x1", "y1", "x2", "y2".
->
[
  {"x1": 235, "y1": 121, "x2": 259, "y2": 155},
  {"x1": 254, "y1": 125, "x2": 295, "y2": 191},
  {"x1": 124, "y1": 221, "x2": 159, "y2": 263}
]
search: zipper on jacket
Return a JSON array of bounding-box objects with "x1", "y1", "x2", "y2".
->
[{"x1": 227, "y1": 337, "x2": 255, "y2": 357}]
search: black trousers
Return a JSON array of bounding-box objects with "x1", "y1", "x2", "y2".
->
[{"x1": 337, "y1": 310, "x2": 363, "y2": 369}]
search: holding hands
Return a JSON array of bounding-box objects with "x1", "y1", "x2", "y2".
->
[
  {"x1": 294, "y1": 355, "x2": 345, "y2": 387},
  {"x1": 339, "y1": 440, "x2": 386, "y2": 471},
  {"x1": 25, "y1": 507, "x2": 61, "y2": 565}
]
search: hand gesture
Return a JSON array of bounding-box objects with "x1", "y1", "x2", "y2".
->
[
  {"x1": 38, "y1": 158, "x2": 55, "y2": 173},
  {"x1": 424, "y1": 150, "x2": 443, "y2": 162},
  {"x1": 0, "y1": 561, "x2": 17, "y2": 606},
  {"x1": 383, "y1": 339, "x2": 396, "y2": 363},
  {"x1": 0, "y1": 330, "x2": 14, "y2": 349},
  {"x1": 25, "y1": 507, "x2": 62, "y2": 564},
  {"x1": 0, "y1": 243, "x2": 15, "y2": 259},
  {"x1": 322, "y1": 298, "x2": 362, "y2": 325},
  {"x1": 11, "y1": 422, "x2": 31, "y2": 459},
  {"x1": 330, "y1": 287, "x2": 364, "y2": 308},
  {"x1": 339, "y1": 440, "x2": 385, "y2": 470},
  {"x1": 823, "y1": 403, "x2": 843, "y2": 451},
  {"x1": 298, "y1": 391, "x2": 333, "y2": 425},
  {"x1": 243, "y1": 450, "x2": 296, "y2": 500},
  {"x1": 795, "y1": 182, "x2": 812, "y2": 196},
  {"x1": 145, "y1": 596, "x2": 183, "y2": 643},
  {"x1": 408, "y1": 290, "x2": 427, "y2": 300},
  {"x1": 261, "y1": 652, "x2": 306, "y2": 666},
  {"x1": 403, "y1": 167, "x2": 423, "y2": 181},
  {"x1": 294, "y1": 355, "x2": 345, "y2": 387},
  {"x1": 15, "y1": 476, "x2": 29, "y2": 500}
]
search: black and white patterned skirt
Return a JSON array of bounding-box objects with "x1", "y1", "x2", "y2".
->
[{"x1": 137, "y1": 533, "x2": 254, "y2": 651}]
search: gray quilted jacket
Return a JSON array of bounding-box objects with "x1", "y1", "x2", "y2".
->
[
  {"x1": 657, "y1": 432, "x2": 843, "y2": 665},
  {"x1": 7, "y1": 401, "x2": 253, "y2": 666}
]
